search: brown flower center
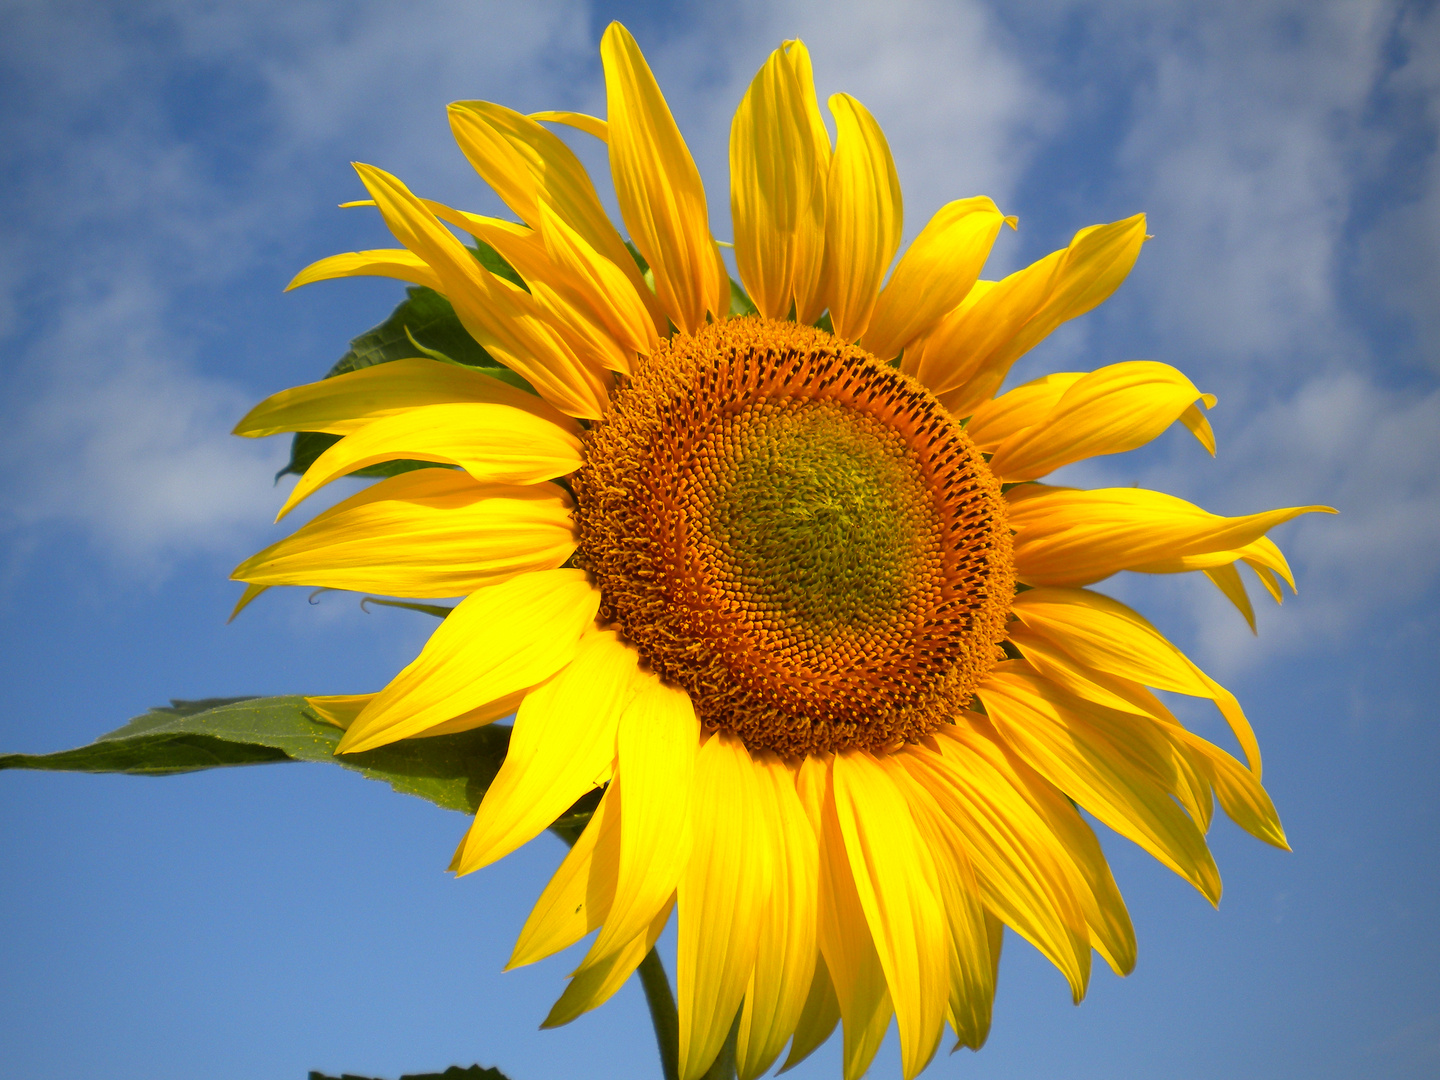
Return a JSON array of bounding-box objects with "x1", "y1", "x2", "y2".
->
[{"x1": 573, "y1": 316, "x2": 1013, "y2": 756}]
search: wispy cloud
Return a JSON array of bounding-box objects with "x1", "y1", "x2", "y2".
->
[
  {"x1": 1355, "y1": 1, "x2": 1440, "y2": 375},
  {"x1": 0, "y1": 1, "x2": 596, "y2": 573},
  {"x1": 1, "y1": 0, "x2": 1435, "y2": 666},
  {"x1": 631, "y1": 0, "x2": 1054, "y2": 235},
  {"x1": 5, "y1": 277, "x2": 287, "y2": 566},
  {"x1": 1006, "y1": 1, "x2": 1439, "y2": 668},
  {"x1": 0, "y1": 0, "x2": 1042, "y2": 576}
]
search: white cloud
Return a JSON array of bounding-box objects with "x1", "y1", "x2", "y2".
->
[
  {"x1": 1107, "y1": 1, "x2": 1393, "y2": 377},
  {"x1": 2, "y1": 273, "x2": 287, "y2": 567},
  {"x1": 0, "y1": 1, "x2": 597, "y2": 572},
  {"x1": 1, "y1": 0, "x2": 1046, "y2": 576},
  {"x1": 1355, "y1": 2, "x2": 1440, "y2": 373},
  {"x1": 4, "y1": 0, "x2": 1435, "y2": 664},
  {"x1": 633, "y1": 0, "x2": 1053, "y2": 238},
  {"x1": 1009, "y1": 1, "x2": 1440, "y2": 669}
]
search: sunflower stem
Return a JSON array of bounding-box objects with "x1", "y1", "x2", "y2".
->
[
  {"x1": 638, "y1": 946, "x2": 681, "y2": 1080},
  {"x1": 699, "y1": 1013, "x2": 740, "y2": 1080}
]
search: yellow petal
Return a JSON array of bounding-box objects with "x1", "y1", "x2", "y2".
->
[
  {"x1": 1245, "y1": 547, "x2": 1293, "y2": 598},
  {"x1": 1018, "y1": 777, "x2": 1136, "y2": 977},
  {"x1": 830, "y1": 752, "x2": 946, "y2": 1080},
  {"x1": 861, "y1": 197, "x2": 1007, "y2": 362},
  {"x1": 810, "y1": 757, "x2": 894, "y2": 1080},
  {"x1": 1179, "y1": 398, "x2": 1218, "y2": 454},
  {"x1": 306, "y1": 693, "x2": 372, "y2": 730},
  {"x1": 965, "y1": 372, "x2": 1084, "y2": 451},
  {"x1": 820, "y1": 93, "x2": 902, "y2": 343},
  {"x1": 1204, "y1": 562, "x2": 1257, "y2": 632},
  {"x1": 780, "y1": 955, "x2": 842, "y2": 1073},
  {"x1": 1011, "y1": 642, "x2": 1237, "y2": 841},
  {"x1": 233, "y1": 356, "x2": 576, "y2": 439},
  {"x1": 1165, "y1": 725, "x2": 1288, "y2": 849},
  {"x1": 227, "y1": 582, "x2": 268, "y2": 622},
  {"x1": 337, "y1": 569, "x2": 599, "y2": 753},
  {"x1": 736, "y1": 755, "x2": 819, "y2": 1080},
  {"x1": 448, "y1": 100, "x2": 665, "y2": 334},
  {"x1": 907, "y1": 214, "x2": 1147, "y2": 418},
  {"x1": 1168, "y1": 730, "x2": 1218, "y2": 834},
  {"x1": 508, "y1": 784, "x2": 615, "y2": 968},
  {"x1": 530, "y1": 110, "x2": 610, "y2": 141},
  {"x1": 536, "y1": 199, "x2": 659, "y2": 357},
  {"x1": 417, "y1": 689, "x2": 531, "y2": 737},
  {"x1": 234, "y1": 469, "x2": 576, "y2": 598},
  {"x1": 1006, "y1": 482, "x2": 1335, "y2": 589},
  {"x1": 286, "y1": 249, "x2": 443, "y2": 292},
  {"x1": 783, "y1": 41, "x2": 832, "y2": 324},
  {"x1": 589, "y1": 676, "x2": 700, "y2": 962},
  {"x1": 482, "y1": 229, "x2": 634, "y2": 376},
  {"x1": 452, "y1": 630, "x2": 642, "y2": 875},
  {"x1": 899, "y1": 741, "x2": 1091, "y2": 1002},
  {"x1": 1128, "y1": 533, "x2": 1296, "y2": 585},
  {"x1": 729, "y1": 39, "x2": 829, "y2": 322},
  {"x1": 543, "y1": 896, "x2": 674, "y2": 1028},
  {"x1": 422, "y1": 200, "x2": 652, "y2": 375},
  {"x1": 275, "y1": 401, "x2": 582, "y2": 521},
  {"x1": 977, "y1": 663, "x2": 1223, "y2": 904},
  {"x1": 881, "y1": 751, "x2": 995, "y2": 1051},
  {"x1": 941, "y1": 716, "x2": 1136, "y2": 978},
  {"x1": 354, "y1": 162, "x2": 610, "y2": 418},
  {"x1": 601, "y1": 22, "x2": 725, "y2": 333},
  {"x1": 984, "y1": 361, "x2": 1215, "y2": 481},
  {"x1": 1013, "y1": 585, "x2": 1266, "y2": 773},
  {"x1": 1008, "y1": 621, "x2": 1170, "y2": 719},
  {"x1": 1020, "y1": 646, "x2": 1283, "y2": 850},
  {"x1": 678, "y1": 734, "x2": 772, "y2": 1080}
]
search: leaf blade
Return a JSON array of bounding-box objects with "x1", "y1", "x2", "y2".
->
[{"x1": 0, "y1": 696, "x2": 513, "y2": 816}]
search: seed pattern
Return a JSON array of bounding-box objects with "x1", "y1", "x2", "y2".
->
[{"x1": 573, "y1": 317, "x2": 1014, "y2": 756}]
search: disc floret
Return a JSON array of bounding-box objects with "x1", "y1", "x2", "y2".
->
[{"x1": 574, "y1": 317, "x2": 1014, "y2": 756}]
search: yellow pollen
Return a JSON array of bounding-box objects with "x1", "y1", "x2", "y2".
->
[{"x1": 573, "y1": 316, "x2": 1014, "y2": 756}]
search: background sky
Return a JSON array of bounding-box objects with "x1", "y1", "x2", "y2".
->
[{"x1": 1, "y1": 2, "x2": 1437, "y2": 1079}]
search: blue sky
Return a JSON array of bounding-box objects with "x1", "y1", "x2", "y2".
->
[{"x1": 1, "y1": 2, "x2": 1437, "y2": 1078}]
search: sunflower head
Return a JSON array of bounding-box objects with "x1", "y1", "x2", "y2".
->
[
  {"x1": 575, "y1": 315, "x2": 1014, "y2": 757},
  {"x1": 232, "y1": 19, "x2": 1332, "y2": 1080}
]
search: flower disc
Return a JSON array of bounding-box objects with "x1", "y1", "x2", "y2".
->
[{"x1": 574, "y1": 317, "x2": 1014, "y2": 755}]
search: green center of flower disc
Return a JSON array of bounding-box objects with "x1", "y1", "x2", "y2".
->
[
  {"x1": 695, "y1": 401, "x2": 936, "y2": 647},
  {"x1": 574, "y1": 316, "x2": 1014, "y2": 756}
]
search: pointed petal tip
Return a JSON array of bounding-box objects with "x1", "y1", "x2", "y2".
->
[
  {"x1": 334, "y1": 719, "x2": 389, "y2": 755},
  {"x1": 225, "y1": 581, "x2": 267, "y2": 624}
]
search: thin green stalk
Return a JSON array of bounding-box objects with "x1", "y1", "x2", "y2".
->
[
  {"x1": 638, "y1": 946, "x2": 681, "y2": 1080},
  {"x1": 699, "y1": 1012, "x2": 740, "y2": 1080}
]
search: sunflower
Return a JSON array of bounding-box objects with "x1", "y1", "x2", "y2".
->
[{"x1": 232, "y1": 23, "x2": 1330, "y2": 1080}]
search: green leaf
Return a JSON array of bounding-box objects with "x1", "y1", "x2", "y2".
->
[
  {"x1": 308, "y1": 1067, "x2": 512, "y2": 1080},
  {"x1": 277, "y1": 273, "x2": 536, "y2": 481},
  {"x1": 328, "y1": 285, "x2": 494, "y2": 377},
  {"x1": 0, "y1": 697, "x2": 508, "y2": 816},
  {"x1": 728, "y1": 277, "x2": 758, "y2": 317}
]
